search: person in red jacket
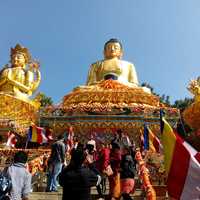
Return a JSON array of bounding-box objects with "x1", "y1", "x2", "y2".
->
[
  {"x1": 96, "y1": 142, "x2": 110, "y2": 173},
  {"x1": 109, "y1": 142, "x2": 121, "y2": 200},
  {"x1": 96, "y1": 142, "x2": 111, "y2": 195}
]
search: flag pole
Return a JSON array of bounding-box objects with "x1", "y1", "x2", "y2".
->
[
  {"x1": 25, "y1": 126, "x2": 31, "y2": 149},
  {"x1": 143, "y1": 122, "x2": 149, "y2": 151},
  {"x1": 159, "y1": 109, "x2": 163, "y2": 134},
  {"x1": 25, "y1": 134, "x2": 29, "y2": 149},
  {"x1": 178, "y1": 110, "x2": 187, "y2": 136},
  {"x1": 25, "y1": 140, "x2": 28, "y2": 149}
]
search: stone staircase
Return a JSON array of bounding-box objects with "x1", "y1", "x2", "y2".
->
[
  {"x1": 30, "y1": 189, "x2": 167, "y2": 200},
  {"x1": 30, "y1": 188, "x2": 144, "y2": 200},
  {"x1": 30, "y1": 177, "x2": 168, "y2": 200}
]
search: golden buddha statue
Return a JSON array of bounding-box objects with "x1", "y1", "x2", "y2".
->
[
  {"x1": 84, "y1": 38, "x2": 150, "y2": 93},
  {"x1": 62, "y1": 38, "x2": 161, "y2": 115},
  {"x1": 0, "y1": 44, "x2": 41, "y2": 103},
  {"x1": 87, "y1": 38, "x2": 139, "y2": 87}
]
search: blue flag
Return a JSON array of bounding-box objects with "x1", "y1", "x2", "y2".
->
[{"x1": 143, "y1": 123, "x2": 149, "y2": 150}]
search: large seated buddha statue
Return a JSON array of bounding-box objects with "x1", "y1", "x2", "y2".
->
[
  {"x1": 87, "y1": 38, "x2": 139, "y2": 88},
  {"x1": 79, "y1": 38, "x2": 150, "y2": 93},
  {"x1": 62, "y1": 39, "x2": 164, "y2": 115},
  {"x1": 0, "y1": 44, "x2": 41, "y2": 107}
]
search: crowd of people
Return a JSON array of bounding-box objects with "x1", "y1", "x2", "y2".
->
[
  {"x1": 46, "y1": 129, "x2": 137, "y2": 200},
  {"x1": 0, "y1": 129, "x2": 138, "y2": 200}
]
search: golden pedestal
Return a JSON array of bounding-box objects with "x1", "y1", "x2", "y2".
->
[
  {"x1": 41, "y1": 80, "x2": 178, "y2": 142},
  {"x1": 183, "y1": 101, "x2": 200, "y2": 129},
  {"x1": 0, "y1": 93, "x2": 39, "y2": 136}
]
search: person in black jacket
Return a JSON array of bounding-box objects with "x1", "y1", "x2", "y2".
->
[{"x1": 59, "y1": 149, "x2": 101, "y2": 200}]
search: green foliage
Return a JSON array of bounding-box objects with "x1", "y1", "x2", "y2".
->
[
  {"x1": 160, "y1": 94, "x2": 171, "y2": 106},
  {"x1": 141, "y1": 82, "x2": 195, "y2": 110},
  {"x1": 141, "y1": 82, "x2": 154, "y2": 93},
  {"x1": 172, "y1": 97, "x2": 194, "y2": 111},
  {"x1": 39, "y1": 92, "x2": 53, "y2": 107},
  {"x1": 141, "y1": 82, "x2": 171, "y2": 106}
]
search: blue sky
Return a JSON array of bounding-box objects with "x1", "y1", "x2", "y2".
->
[{"x1": 0, "y1": 0, "x2": 200, "y2": 104}]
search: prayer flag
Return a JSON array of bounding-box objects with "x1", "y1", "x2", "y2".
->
[
  {"x1": 161, "y1": 117, "x2": 200, "y2": 200},
  {"x1": 64, "y1": 126, "x2": 74, "y2": 152},
  {"x1": 148, "y1": 126, "x2": 162, "y2": 153},
  {"x1": 143, "y1": 124, "x2": 149, "y2": 150},
  {"x1": 27, "y1": 125, "x2": 48, "y2": 144},
  {"x1": 143, "y1": 124, "x2": 162, "y2": 153},
  {"x1": 6, "y1": 131, "x2": 17, "y2": 148}
]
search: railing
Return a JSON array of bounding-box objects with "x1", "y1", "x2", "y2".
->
[
  {"x1": 0, "y1": 148, "x2": 50, "y2": 174},
  {"x1": 135, "y1": 148, "x2": 156, "y2": 200}
]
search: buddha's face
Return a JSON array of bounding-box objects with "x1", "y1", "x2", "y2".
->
[
  {"x1": 11, "y1": 53, "x2": 26, "y2": 68},
  {"x1": 104, "y1": 42, "x2": 123, "y2": 59}
]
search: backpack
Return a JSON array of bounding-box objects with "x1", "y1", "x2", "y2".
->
[
  {"x1": 121, "y1": 155, "x2": 135, "y2": 179},
  {"x1": 0, "y1": 167, "x2": 12, "y2": 200}
]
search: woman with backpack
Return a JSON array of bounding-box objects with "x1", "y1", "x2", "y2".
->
[{"x1": 120, "y1": 146, "x2": 136, "y2": 200}]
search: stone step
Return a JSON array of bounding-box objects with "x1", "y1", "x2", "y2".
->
[
  {"x1": 31, "y1": 175, "x2": 168, "y2": 199},
  {"x1": 29, "y1": 192, "x2": 168, "y2": 200},
  {"x1": 30, "y1": 192, "x2": 62, "y2": 200},
  {"x1": 30, "y1": 186, "x2": 168, "y2": 200}
]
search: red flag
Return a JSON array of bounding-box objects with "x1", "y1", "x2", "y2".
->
[
  {"x1": 66, "y1": 126, "x2": 74, "y2": 152},
  {"x1": 140, "y1": 129, "x2": 144, "y2": 152},
  {"x1": 45, "y1": 127, "x2": 54, "y2": 142},
  {"x1": 161, "y1": 117, "x2": 200, "y2": 199},
  {"x1": 6, "y1": 131, "x2": 17, "y2": 148},
  {"x1": 148, "y1": 127, "x2": 162, "y2": 153},
  {"x1": 27, "y1": 125, "x2": 48, "y2": 144}
]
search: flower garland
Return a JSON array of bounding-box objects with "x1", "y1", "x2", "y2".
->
[
  {"x1": 0, "y1": 148, "x2": 51, "y2": 175},
  {"x1": 135, "y1": 149, "x2": 156, "y2": 200}
]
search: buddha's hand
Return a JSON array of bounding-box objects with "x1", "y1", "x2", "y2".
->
[{"x1": 29, "y1": 61, "x2": 40, "y2": 70}]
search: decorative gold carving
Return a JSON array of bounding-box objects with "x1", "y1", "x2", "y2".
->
[
  {"x1": 41, "y1": 118, "x2": 161, "y2": 144},
  {"x1": 183, "y1": 102, "x2": 200, "y2": 129},
  {"x1": 62, "y1": 80, "x2": 160, "y2": 113}
]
